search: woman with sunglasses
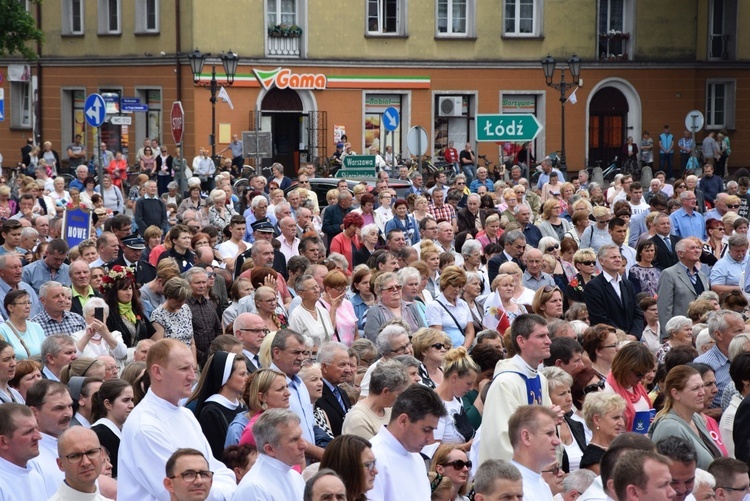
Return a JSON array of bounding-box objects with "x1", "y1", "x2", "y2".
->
[
  {"x1": 564, "y1": 249, "x2": 598, "y2": 304},
  {"x1": 412, "y1": 328, "x2": 451, "y2": 388},
  {"x1": 582, "y1": 324, "x2": 619, "y2": 378},
  {"x1": 649, "y1": 366, "x2": 722, "y2": 469},
  {"x1": 580, "y1": 206, "x2": 614, "y2": 253},
  {"x1": 320, "y1": 434, "x2": 378, "y2": 501},
  {"x1": 531, "y1": 285, "x2": 564, "y2": 322},
  {"x1": 426, "y1": 267, "x2": 475, "y2": 349},
  {"x1": 430, "y1": 444, "x2": 471, "y2": 501},
  {"x1": 703, "y1": 218, "x2": 727, "y2": 265},
  {"x1": 580, "y1": 392, "x2": 627, "y2": 474},
  {"x1": 539, "y1": 237, "x2": 569, "y2": 290},
  {"x1": 363, "y1": 272, "x2": 426, "y2": 343},
  {"x1": 655, "y1": 316, "x2": 694, "y2": 365},
  {"x1": 628, "y1": 240, "x2": 661, "y2": 296},
  {"x1": 252, "y1": 285, "x2": 288, "y2": 335},
  {"x1": 606, "y1": 343, "x2": 655, "y2": 433},
  {"x1": 571, "y1": 367, "x2": 606, "y2": 441},
  {"x1": 542, "y1": 367, "x2": 585, "y2": 472}
]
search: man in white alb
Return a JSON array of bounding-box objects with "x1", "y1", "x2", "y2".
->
[
  {"x1": 117, "y1": 339, "x2": 236, "y2": 500},
  {"x1": 0, "y1": 403, "x2": 47, "y2": 501},
  {"x1": 509, "y1": 405, "x2": 560, "y2": 501},
  {"x1": 49, "y1": 426, "x2": 113, "y2": 501}
]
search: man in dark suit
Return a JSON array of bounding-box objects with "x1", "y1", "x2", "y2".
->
[
  {"x1": 650, "y1": 212, "x2": 680, "y2": 270},
  {"x1": 487, "y1": 229, "x2": 527, "y2": 285},
  {"x1": 107, "y1": 235, "x2": 156, "y2": 287},
  {"x1": 21, "y1": 138, "x2": 33, "y2": 168},
  {"x1": 233, "y1": 312, "x2": 266, "y2": 373},
  {"x1": 584, "y1": 244, "x2": 644, "y2": 339},
  {"x1": 457, "y1": 194, "x2": 487, "y2": 236},
  {"x1": 316, "y1": 341, "x2": 353, "y2": 437}
]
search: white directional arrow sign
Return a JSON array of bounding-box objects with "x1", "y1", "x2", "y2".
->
[
  {"x1": 84, "y1": 93, "x2": 106, "y2": 128},
  {"x1": 383, "y1": 106, "x2": 400, "y2": 132}
]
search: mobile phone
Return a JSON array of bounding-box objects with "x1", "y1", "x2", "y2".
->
[{"x1": 94, "y1": 307, "x2": 104, "y2": 323}]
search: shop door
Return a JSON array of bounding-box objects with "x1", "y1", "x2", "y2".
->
[
  {"x1": 588, "y1": 87, "x2": 628, "y2": 167},
  {"x1": 261, "y1": 88, "x2": 303, "y2": 177}
]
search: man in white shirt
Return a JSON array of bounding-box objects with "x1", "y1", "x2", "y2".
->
[
  {"x1": 118, "y1": 339, "x2": 236, "y2": 500},
  {"x1": 472, "y1": 459, "x2": 524, "y2": 501},
  {"x1": 50, "y1": 426, "x2": 112, "y2": 501},
  {"x1": 609, "y1": 218, "x2": 636, "y2": 274},
  {"x1": 41, "y1": 335, "x2": 79, "y2": 381},
  {"x1": 0, "y1": 403, "x2": 47, "y2": 501},
  {"x1": 163, "y1": 448, "x2": 213, "y2": 501},
  {"x1": 89, "y1": 232, "x2": 119, "y2": 269},
  {"x1": 369, "y1": 385, "x2": 447, "y2": 501},
  {"x1": 234, "y1": 409, "x2": 307, "y2": 499},
  {"x1": 509, "y1": 405, "x2": 560, "y2": 501},
  {"x1": 627, "y1": 182, "x2": 650, "y2": 216},
  {"x1": 216, "y1": 215, "x2": 248, "y2": 272},
  {"x1": 27, "y1": 379, "x2": 73, "y2": 497},
  {"x1": 278, "y1": 216, "x2": 300, "y2": 263}
]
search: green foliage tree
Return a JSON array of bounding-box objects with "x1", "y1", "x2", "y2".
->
[{"x1": 0, "y1": 0, "x2": 44, "y2": 60}]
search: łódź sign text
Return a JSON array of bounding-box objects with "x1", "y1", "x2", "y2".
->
[{"x1": 476, "y1": 114, "x2": 543, "y2": 142}]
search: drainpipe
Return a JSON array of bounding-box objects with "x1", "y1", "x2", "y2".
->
[
  {"x1": 175, "y1": 0, "x2": 182, "y2": 101},
  {"x1": 35, "y1": 0, "x2": 43, "y2": 145}
]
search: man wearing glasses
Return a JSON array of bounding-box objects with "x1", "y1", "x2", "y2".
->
[
  {"x1": 51, "y1": 427, "x2": 111, "y2": 500},
  {"x1": 234, "y1": 312, "x2": 267, "y2": 373},
  {"x1": 708, "y1": 458, "x2": 750, "y2": 501},
  {"x1": 164, "y1": 448, "x2": 214, "y2": 501}
]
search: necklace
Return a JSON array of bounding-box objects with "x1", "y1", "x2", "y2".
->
[{"x1": 301, "y1": 303, "x2": 318, "y2": 317}]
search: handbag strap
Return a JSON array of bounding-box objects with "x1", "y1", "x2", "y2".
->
[
  {"x1": 3, "y1": 321, "x2": 31, "y2": 358},
  {"x1": 436, "y1": 300, "x2": 464, "y2": 335}
]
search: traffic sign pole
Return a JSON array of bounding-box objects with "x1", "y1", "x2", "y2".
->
[{"x1": 84, "y1": 93, "x2": 106, "y2": 185}]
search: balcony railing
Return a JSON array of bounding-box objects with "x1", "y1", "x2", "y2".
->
[
  {"x1": 267, "y1": 32, "x2": 301, "y2": 57},
  {"x1": 598, "y1": 32, "x2": 630, "y2": 61},
  {"x1": 709, "y1": 34, "x2": 731, "y2": 60}
]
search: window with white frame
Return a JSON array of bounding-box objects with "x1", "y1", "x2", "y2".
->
[
  {"x1": 98, "y1": 0, "x2": 121, "y2": 35},
  {"x1": 61, "y1": 0, "x2": 84, "y2": 35},
  {"x1": 437, "y1": 0, "x2": 475, "y2": 37},
  {"x1": 267, "y1": 0, "x2": 297, "y2": 28},
  {"x1": 706, "y1": 80, "x2": 736, "y2": 130},
  {"x1": 367, "y1": 0, "x2": 406, "y2": 35},
  {"x1": 503, "y1": 0, "x2": 541, "y2": 37},
  {"x1": 597, "y1": 0, "x2": 634, "y2": 60},
  {"x1": 10, "y1": 81, "x2": 32, "y2": 129},
  {"x1": 135, "y1": 0, "x2": 160, "y2": 33}
]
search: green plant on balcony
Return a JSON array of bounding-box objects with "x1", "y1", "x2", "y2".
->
[{"x1": 268, "y1": 24, "x2": 303, "y2": 38}]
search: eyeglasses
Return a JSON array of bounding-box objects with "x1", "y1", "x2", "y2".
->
[
  {"x1": 170, "y1": 470, "x2": 215, "y2": 483},
  {"x1": 362, "y1": 460, "x2": 377, "y2": 472},
  {"x1": 11, "y1": 301, "x2": 32, "y2": 306},
  {"x1": 718, "y1": 485, "x2": 750, "y2": 493},
  {"x1": 381, "y1": 285, "x2": 403, "y2": 293},
  {"x1": 206, "y1": 272, "x2": 216, "y2": 278},
  {"x1": 431, "y1": 343, "x2": 447, "y2": 350},
  {"x1": 583, "y1": 379, "x2": 606, "y2": 394},
  {"x1": 601, "y1": 344, "x2": 618, "y2": 350},
  {"x1": 542, "y1": 465, "x2": 561, "y2": 475},
  {"x1": 542, "y1": 285, "x2": 560, "y2": 293},
  {"x1": 711, "y1": 227, "x2": 726, "y2": 231},
  {"x1": 579, "y1": 260, "x2": 597, "y2": 266},
  {"x1": 64, "y1": 447, "x2": 102, "y2": 464},
  {"x1": 442, "y1": 459, "x2": 472, "y2": 470},
  {"x1": 286, "y1": 349, "x2": 307, "y2": 356},
  {"x1": 390, "y1": 342, "x2": 412, "y2": 355},
  {"x1": 728, "y1": 204, "x2": 741, "y2": 209},
  {"x1": 546, "y1": 244, "x2": 560, "y2": 252},
  {"x1": 238, "y1": 328, "x2": 270, "y2": 335}
]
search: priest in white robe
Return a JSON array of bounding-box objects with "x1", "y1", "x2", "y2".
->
[
  {"x1": 48, "y1": 427, "x2": 113, "y2": 501},
  {"x1": 369, "y1": 385, "x2": 447, "y2": 501},
  {"x1": 509, "y1": 405, "x2": 560, "y2": 501},
  {"x1": 117, "y1": 339, "x2": 236, "y2": 501},
  {"x1": 479, "y1": 314, "x2": 553, "y2": 463},
  {"x1": 234, "y1": 408, "x2": 306, "y2": 500},
  {"x1": 0, "y1": 403, "x2": 48, "y2": 501}
]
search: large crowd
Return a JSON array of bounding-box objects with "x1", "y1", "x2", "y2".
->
[{"x1": 0, "y1": 135, "x2": 749, "y2": 501}]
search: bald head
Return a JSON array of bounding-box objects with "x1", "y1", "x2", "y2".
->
[
  {"x1": 57, "y1": 426, "x2": 104, "y2": 493},
  {"x1": 234, "y1": 312, "x2": 267, "y2": 353}
]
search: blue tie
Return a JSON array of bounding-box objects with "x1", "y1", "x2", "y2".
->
[{"x1": 332, "y1": 386, "x2": 346, "y2": 412}]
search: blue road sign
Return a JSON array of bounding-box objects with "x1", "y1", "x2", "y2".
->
[
  {"x1": 0, "y1": 89, "x2": 4, "y2": 122},
  {"x1": 383, "y1": 106, "x2": 400, "y2": 132},
  {"x1": 121, "y1": 97, "x2": 141, "y2": 105},
  {"x1": 84, "y1": 93, "x2": 106, "y2": 127},
  {"x1": 122, "y1": 103, "x2": 149, "y2": 112}
]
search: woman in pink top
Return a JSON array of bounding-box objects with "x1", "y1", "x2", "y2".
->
[
  {"x1": 238, "y1": 369, "x2": 290, "y2": 447},
  {"x1": 318, "y1": 270, "x2": 359, "y2": 347}
]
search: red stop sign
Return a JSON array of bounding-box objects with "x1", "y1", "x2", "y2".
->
[{"x1": 171, "y1": 101, "x2": 185, "y2": 145}]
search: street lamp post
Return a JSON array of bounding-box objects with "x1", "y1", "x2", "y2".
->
[
  {"x1": 187, "y1": 48, "x2": 239, "y2": 159},
  {"x1": 541, "y1": 54, "x2": 582, "y2": 176}
]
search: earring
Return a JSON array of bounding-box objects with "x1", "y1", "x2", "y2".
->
[{"x1": 596, "y1": 426, "x2": 600, "y2": 430}]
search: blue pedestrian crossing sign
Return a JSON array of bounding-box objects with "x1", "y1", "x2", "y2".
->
[
  {"x1": 383, "y1": 106, "x2": 400, "y2": 132},
  {"x1": 84, "y1": 93, "x2": 106, "y2": 128}
]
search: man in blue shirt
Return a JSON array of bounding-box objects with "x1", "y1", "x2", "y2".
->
[
  {"x1": 469, "y1": 167, "x2": 495, "y2": 193},
  {"x1": 21, "y1": 238, "x2": 71, "y2": 294},
  {"x1": 535, "y1": 158, "x2": 565, "y2": 192},
  {"x1": 659, "y1": 125, "x2": 675, "y2": 179},
  {"x1": 710, "y1": 234, "x2": 748, "y2": 295},
  {"x1": 670, "y1": 191, "x2": 705, "y2": 240}
]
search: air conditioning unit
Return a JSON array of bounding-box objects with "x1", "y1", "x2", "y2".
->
[{"x1": 438, "y1": 96, "x2": 463, "y2": 117}]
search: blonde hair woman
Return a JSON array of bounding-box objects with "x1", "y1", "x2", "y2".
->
[
  {"x1": 538, "y1": 199, "x2": 573, "y2": 242},
  {"x1": 580, "y1": 206, "x2": 613, "y2": 253},
  {"x1": 411, "y1": 327, "x2": 451, "y2": 388}
]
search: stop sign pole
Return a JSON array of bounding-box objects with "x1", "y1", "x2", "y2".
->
[{"x1": 171, "y1": 101, "x2": 186, "y2": 195}]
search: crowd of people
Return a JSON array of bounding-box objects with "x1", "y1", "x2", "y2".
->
[{"x1": 1, "y1": 136, "x2": 750, "y2": 500}]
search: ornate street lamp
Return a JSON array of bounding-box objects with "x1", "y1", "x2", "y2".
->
[{"x1": 541, "y1": 54, "x2": 582, "y2": 174}]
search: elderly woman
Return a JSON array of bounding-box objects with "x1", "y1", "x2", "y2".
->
[
  {"x1": 71, "y1": 297, "x2": 127, "y2": 364},
  {"x1": 342, "y1": 359, "x2": 409, "y2": 440},
  {"x1": 49, "y1": 176, "x2": 71, "y2": 214},
  {"x1": 538, "y1": 199, "x2": 573, "y2": 242},
  {"x1": 605, "y1": 343, "x2": 654, "y2": 433},
  {"x1": 96, "y1": 175, "x2": 125, "y2": 215},
  {"x1": 580, "y1": 392, "x2": 627, "y2": 474},
  {"x1": 374, "y1": 191, "x2": 394, "y2": 229},
  {"x1": 330, "y1": 212, "x2": 364, "y2": 274},
  {"x1": 363, "y1": 272, "x2": 426, "y2": 343},
  {"x1": 253, "y1": 285, "x2": 288, "y2": 335},
  {"x1": 399, "y1": 266, "x2": 428, "y2": 324},
  {"x1": 655, "y1": 316, "x2": 694, "y2": 364},
  {"x1": 161, "y1": 181, "x2": 182, "y2": 207},
  {"x1": 649, "y1": 366, "x2": 723, "y2": 469},
  {"x1": 483, "y1": 273, "x2": 523, "y2": 331},
  {"x1": 288, "y1": 274, "x2": 335, "y2": 347},
  {"x1": 353, "y1": 223, "x2": 380, "y2": 268},
  {"x1": 208, "y1": 189, "x2": 236, "y2": 230},
  {"x1": 542, "y1": 366, "x2": 585, "y2": 472},
  {"x1": 412, "y1": 327, "x2": 451, "y2": 388},
  {"x1": 319, "y1": 270, "x2": 358, "y2": 346},
  {"x1": 0, "y1": 290, "x2": 46, "y2": 360},
  {"x1": 582, "y1": 324, "x2": 619, "y2": 377},
  {"x1": 385, "y1": 198, "x2": 419, "y2": 246},
  {"x1": 539, "y1": 237, "x2": 569, "y2": 289},
  {"x1": 461, "y1": 271, "x2": 485, "y2": 334},
  {"x1": 426, "y1": 267, "x2": 475, "y2": 348},
  {"x1": 565, "y1": 248, "x2": 598, "y2": 304},
  {"x1": 532, "y1": 285, "x2": 564, "y2": 322},
  {"x1": 580, "y1": 206, "x2": 613, "y2": 253},
  {"x1": 178, "y1": 184, "x2": 205, "y2": 217}
]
